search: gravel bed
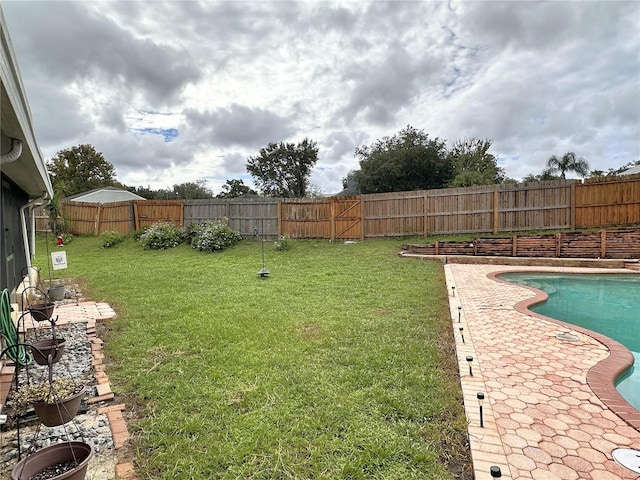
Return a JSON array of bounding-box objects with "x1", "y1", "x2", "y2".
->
[{"x1": 1, "y1": 316, "x2": 117, "y2": 478}]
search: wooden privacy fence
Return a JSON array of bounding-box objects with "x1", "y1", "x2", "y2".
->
[
  {"x1": 360, "y1": 181, "x2": 575, "y2": 237},
  {"x1": 337, "y1": 176, "x2": 638, "y2": 239},
  {"x1": 36, "y1": 175, "x2": 640, "y2": 239},
  {"x1": 575, "y1": 176, "x2": 640, "y2": 227},
  {"x1": 184, "y1": 198, "x2": 279, "y2": 237},
  {"x1": 35, "y1": 200, "x2": 183, "y2": 235}
]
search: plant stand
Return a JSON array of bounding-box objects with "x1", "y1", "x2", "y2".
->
[{"x1": 0, "y1": 291, "x2": 92, "y2": 479}]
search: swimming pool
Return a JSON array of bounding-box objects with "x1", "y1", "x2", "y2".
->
[{"x1": 497, "y1": 273, "x2": 640, "y2": 412}]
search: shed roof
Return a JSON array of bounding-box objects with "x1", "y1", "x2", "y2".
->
[
  {"x1": 621, "y1": 165, "x2": 640, "y2": 175},
  {"x1": 66, "y1": 187, "x2": 145, "y2": 203}
]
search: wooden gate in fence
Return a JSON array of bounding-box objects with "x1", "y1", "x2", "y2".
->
[
  {"x1": 279, "y1": 197, "x2": 362, "y2": 240},
  {"x1": 332, "y1": 197, "x2": 362, "y2": 240}
]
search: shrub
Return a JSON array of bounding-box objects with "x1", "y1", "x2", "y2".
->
[
  {"x1": 188, "y1": 219, "x2": 243, "y2": 252},
  {"x1": 274, "y1": 234, "x2": 291, "y2": 251},
  {"x1": 132, "y1": 227, "x2": 147, "y2": 241},
  {"x1": 100, "y1": 231, "x2": 125, "y2": 248},
  {"x1": 138, "y1": 222, "x2": 185, "y2": 250}
]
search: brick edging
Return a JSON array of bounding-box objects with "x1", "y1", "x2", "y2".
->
[{"x1": 86, "y1": 320, "x2": 137, "y2": 479}]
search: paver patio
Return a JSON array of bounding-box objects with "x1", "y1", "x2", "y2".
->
[{"x1": 446, "y1": 264, "x2": 640, "y2": 479}]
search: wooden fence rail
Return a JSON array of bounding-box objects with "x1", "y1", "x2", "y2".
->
[{"x1": 35, "y1": 175, "x2": 640, "y2": 240}]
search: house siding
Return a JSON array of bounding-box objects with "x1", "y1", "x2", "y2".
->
[{"x1": 1, "y1": 173, "x2": 29, "y2": 293}]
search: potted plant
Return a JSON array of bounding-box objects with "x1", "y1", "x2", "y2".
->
[
  {"x1": 11, "y1": 441, "x2": 93, "y2": 480},
  {"x1": 30, "y1": 337, "x2": 66, "y2": 366},
  {"x1": 13, "y1": 377, "x2": 85, "y2": 427}
]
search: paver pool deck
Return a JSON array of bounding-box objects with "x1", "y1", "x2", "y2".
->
[{"x1": 446, "y1": 263, "x2": 640, "y2": 480}]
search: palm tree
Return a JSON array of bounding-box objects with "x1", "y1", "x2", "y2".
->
[{"x1": 545, "y1": 152, "x2": 590, "y2": 179}]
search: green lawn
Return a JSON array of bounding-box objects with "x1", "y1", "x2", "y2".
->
[{"x1": 33, "y1": 235, "x2": 471, "y2": 479}]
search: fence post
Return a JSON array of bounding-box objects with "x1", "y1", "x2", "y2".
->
[
  {"x1": 277, "y1": 201, "x2": 282, "y2": 237},
  {"x1": 128, "y1": 202, "x2": 135, "y2": 234},
  {"x1": 512, "y1": 235, "x2": 517, "y2": 257},
  {"x1": 492, "y1": 188, "x2": 499, "y2": 235},
  {"x1": 133, "y1": 201, "x2": 140, "y2": 231},
  {"x1": 360, "y1": 196, "x2": 365, "y2": 240},
  {"x1": 570, "y1": 183, "x2": 576, "y2": 230},
  {"x1": 600, "y1": 229, "x2": 607, "y2": 258},
  {"x1": 95, "y1": 204, "x2": 102, "y2": 236},
  {"x1": 423, "y1": 191, "x2": 428, "y2": 237},
  {"x1": 330, "y1": 198, "x2": 336, "y2": 242}
]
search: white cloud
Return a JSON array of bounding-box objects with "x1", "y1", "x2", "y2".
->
[{"x1": 2, "y1": 0, "x2": 638, "y2": 195}]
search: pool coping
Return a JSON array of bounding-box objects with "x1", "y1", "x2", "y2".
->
[{"x1": 489, "y1": 271, "x2": 640, "y2": 431}]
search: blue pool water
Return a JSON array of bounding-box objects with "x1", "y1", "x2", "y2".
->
[{"x1": 497, "y1": 273, "x2": 640, "y2": 412}]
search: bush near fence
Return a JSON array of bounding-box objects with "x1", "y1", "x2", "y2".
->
[{"x1": 34, "y1": 175, "x2": 640, "y2": 241}]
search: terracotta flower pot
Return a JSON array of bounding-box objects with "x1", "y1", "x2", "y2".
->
[
  {"x1": 33, "y1": 385, "x2": 85, "y2": 427},
  {"x1": 28, "y1": 302, "x2": 56, "y2": 321},
  {"x1": 30, "y1": 338, "x2": 66, "y2": 366},
  {"x1": 11, "y1": 441, "x2": 93, "y2": 480}
]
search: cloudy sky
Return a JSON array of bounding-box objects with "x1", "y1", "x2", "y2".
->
[{"x1": 3, "y1": 1, "x2": 639, "y2": 195}]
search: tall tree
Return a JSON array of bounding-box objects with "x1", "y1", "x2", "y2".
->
[
  {"x1": 172, "y1": 179, "x2": 214, "y2": 199},
  {"x1": 217, "y1": 179, "x2": 257, "y2": 198},
  {"x1": 352, "y1": 126, "x2": 450, "y2": 193},
  {"x1": 448, "y1": 138, "x2": 504, "y2": 187},
  {"x1": 127, "y1": 185, "x2": 164, "y2": 199},
  {"x1": 47, "y1": 144, "x2": 120, "y2": 196},
  {"x1": 545, "y1": 152, "x2": 590, "y2": 179},
  {"x1": 521, "y1": 169, "x2": 559, "y2": 183},
  {"x1": 246, "y1": 138, "x2": 318, "y2": 197}
]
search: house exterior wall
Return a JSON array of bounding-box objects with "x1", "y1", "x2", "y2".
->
[{"x1": 1, "y1": 173, "x2": 29, "y2": 293}]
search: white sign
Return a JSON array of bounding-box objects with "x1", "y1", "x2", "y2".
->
[{"x1": 51, "y1": 251, "x2": 68, "y2": 270}]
